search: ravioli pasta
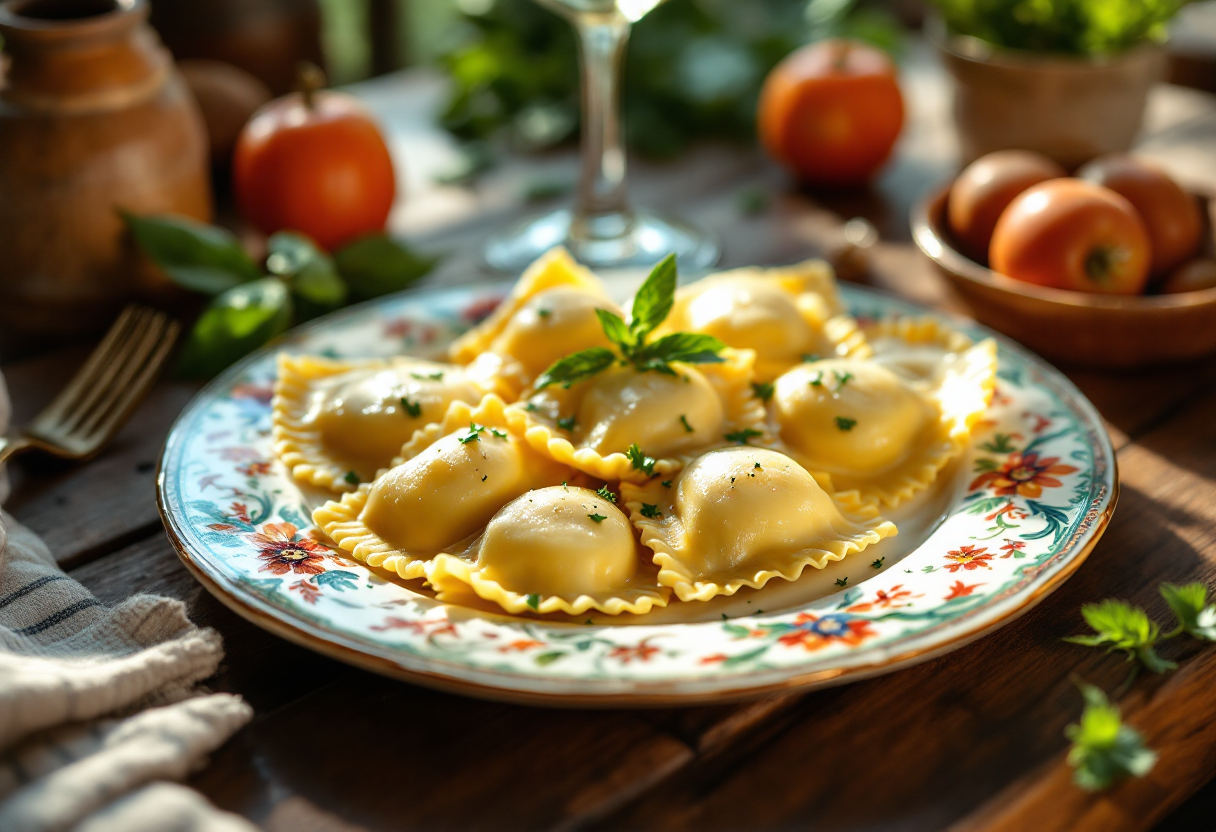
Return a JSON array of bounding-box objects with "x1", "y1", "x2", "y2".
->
[
  {"x1": 654, "y1": 260, "x2": 869, "y2": 381},
  {"x1": 273, "y1": 354, "x2": 485, "y2": 490},
  {"x1": 622, "y1": 448, "x2": 896, "y2": 602},
  {"x1": 274, "y1": 247, "x2": 1008, "y2": 619}
]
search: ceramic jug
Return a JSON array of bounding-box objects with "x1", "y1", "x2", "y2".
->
[{"x1": 0, "y1": 0, "x2": 211, "y2": 346}]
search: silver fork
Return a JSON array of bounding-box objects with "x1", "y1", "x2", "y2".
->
[{"x1": 0, "y1": 306, "x2": 180, "y2": 464}]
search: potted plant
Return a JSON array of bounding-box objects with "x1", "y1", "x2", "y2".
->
[{"x1": 928, "y1": 0, "x2": 1190, "y2": 167}]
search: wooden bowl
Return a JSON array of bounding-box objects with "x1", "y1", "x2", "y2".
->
[{"x1": 911, "y1": 183, "x2": 1216, "y2": 368}]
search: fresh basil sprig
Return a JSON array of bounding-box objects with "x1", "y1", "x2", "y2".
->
[
  {"x1": 122, "y1": 213, "x2": 438, "y2": 379},
  {"x1": 536, "y1": 254, "x2": 726, "y2": 390},
  {"x1": 1065, "y1": 682, "x2": 1157, "y2": 792}
]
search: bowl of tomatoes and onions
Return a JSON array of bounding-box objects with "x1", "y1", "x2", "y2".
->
[{"x1": 913, "y1": 150, "x2": 1216, "y2": 368}]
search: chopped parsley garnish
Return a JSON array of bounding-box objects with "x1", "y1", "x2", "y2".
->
[
  {"x1": 871, "y1": 557, "x2": 885, "y2": 569},
  {"x1": 343, "y1": 470, "x2": 359, "y2": 485},
  {"x1": 679, "y1": 414, "x2": 694, "y2": 433},
  {"x1": 724, "y1": 428, "x2": 763, "y2": 446},
  {"x1": 536, "y1": 308, "x2": 552, "y2": 319},
  {"x1": 809, "y1": 371, "x2": 824, "y2": 387},
  {"x1": 588, "y1": 513, "x2": 607, "y2": 523},
  {"x1": 410, "y1": 370, "x2": 444, "y2": 381},
  {"x1": 835, "y1": 416, "x2": 857, "y2": 432},
  {"x1": 596, "y1": 485, "x2": 617, "y2": 503},
  {"x1": 526, "y1": 593, "x2": 540, "y2": 610},
  {"x1": 556, "y1": 415, "x2": 576, "y2": 431},
  {"x1": 626, "y1": 443, "x2": 656, "y2": 476},
  {"x1": 523, "y1": 401, "x2": 539, "y2": 412},
  {"x1": 458, "y1": 422, "x2": 486, "y2": 444},
  {"x1": 661, "y1": 480, "x2": 672, "y2": 488},
  {"x1": 751, "y1": 381, "x2": 774, "y2": 402},
  {"x1": 640, "y1": 503, "x2": 663, "y2": 519},
  {"x1": 802, "y1": 353, "x2": 821, "y2": 363},
  {"x1": 835, "y1": 576, "x2": 848, "y2": 587},
  {"x1": 754, "y1": 461, "x2": 762, "y2": 469},
  {"x1": 561, "y1": 481, "x2": 569, "y2": 489},
  {"x1": 400, "y1": 397, "x2": 422, "y2": 418},
  {"x1": 834, "y1": 370, "x2": 855, "y2": 388},
  {"x1": 535, "y1": 254, "x2": 726, "y2": 389},
  {"x1": 489, "y1": 427, "x2": 508, "y2": 439}
]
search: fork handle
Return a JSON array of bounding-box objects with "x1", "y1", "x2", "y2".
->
[{"x1": 0, "y1": 434, "x2": 33, "y2": 465}]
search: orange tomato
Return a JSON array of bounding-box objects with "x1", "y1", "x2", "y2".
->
[
  {"x1": 1077, "y1": 154, "x2": 1202, "y2": 276},
  {"x1": 989, "y1": 179, "x2": 1151, "y2": 295},
  {"x1": 758, "y1": 39, "x2": 904, "y2": 186},
  {"x1": 947, "y1": 150, "x2": 1065, "y2": 262},
  {"x1": 234, "y1": 70, "x2": 396, "y2": 251}
]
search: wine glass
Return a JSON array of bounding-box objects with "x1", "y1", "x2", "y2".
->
[{"x1": 484, "y1": 0, "x2": 720, "y2": 272}]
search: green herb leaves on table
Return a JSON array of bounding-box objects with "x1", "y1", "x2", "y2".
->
[
  {"x1": 1063, "y1": 598, "x2": 1175, "y2": 675},
  {"x1": 1065, "y1": 682, "x2": 1157, "y2": 792},
  {"x1": 123, "y1": 213, "x2": 438, "y2": 379},
  {"x1": 536, "y1": 254, "x2": 726, "y2": 390}
]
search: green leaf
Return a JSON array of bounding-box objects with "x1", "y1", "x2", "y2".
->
[
  {"x1": 751, "y1": 381, "x2": 774, "y2": 402},
  {"x1": 1062, "y1": 599, "x2": 1176, "y2": 673},
  {"x1": 1065, "y1": 682, "x2": 1157, "y2": 792},
  {"x1": 535, "y1": 347, "x2": 617, "y2": 390},
  {"x1": 333, "y1": 234, "x2": 437, "y2": 302},
  {"x1": 626, "y1": 443, "x2": 656, "y2": 476},
  {"x1": 176, "y1": 278, "x2": 293, "y2": 379},
  {"x1": 628, "y1": 254, "x2": 677, "y2": 340},
  {"x1": 1161, "y1": 583, "x2": 1216, "y2": 641},
  {"x1": 267, "y1": 232, "x2": 347, "y2": 318},
  {"x1": 122, "y1": 212, "x2": 260, "y2": 295},
  {"x1": 535, "y1": 650, "x2": 565, "y2": 666},
  {"x1": 724, "y1": 428, "x2": 763, "y2": 446},
  {"x1": 595, "y1": 308, "x2": 635, "y2": 354},
  {"x1": 633, "y1": 332, "x2": 727, "y2": 368}
]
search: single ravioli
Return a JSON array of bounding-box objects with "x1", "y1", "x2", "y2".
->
[
  {"x1": 426, "y1": 486, "x2": 669, "y2": 616},
  {"x1": 504, "y1": 349, "x2": 769, "y2": 483},
  {"x1": 448, "y1": 246, "x2": 623, "y2": 394},
  {"x1": 273, "y1": 354, "x2": 486, "y2": 491},
  {"x1": 622, "y1": 447, "x2": 896, "y2": 602},
  {"x1": 653, "y1": 260, "x2": 869, "y2": 381},
  {"x1": 770, "y1": 326, "x2": 998, "y2": 507},
  {"x1": 312, "y1": 395, "x2": 572, "y2": 580}
]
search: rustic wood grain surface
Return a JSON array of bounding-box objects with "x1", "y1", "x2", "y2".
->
[{"x1": 3, "y1": 44, "x2": 1215, "y2": 831}]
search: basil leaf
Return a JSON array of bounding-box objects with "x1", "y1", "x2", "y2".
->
[
  {"x1": 535, "y1": 347, "x2": 616, "y2": 390},
  {"x1": 334, "y1": 234, "x2": 438, "y2": 302},
  {"x1": 628, "y1": 253, "x2": 677, "y2": 340},
  {"x1": 122, "y1": 212, "x2": 260, "y2": 295},
  {"x1": 176, "y1": 277, "x2": 293, "y2": 379},
  {"x1": 595, "y1": 308, "x2": 634, "y2": 354},
  {"x1": 634, "y1": 332, "x2": 727, "y2": 366},
  {"x1": 267, "y1": 232, "x2": 347, "y2": 319}
]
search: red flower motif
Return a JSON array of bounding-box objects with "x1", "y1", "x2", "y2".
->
[
  {"x1": 369, "y1": 616, "x2": 457, "y2": 637},
  {"x1": 699, "y1": 653, "x2": 730, "y2": 665},
  {"x1": 228, "y1": 503, "x2": 252, "y2": 524},
  {"x1": 384, "y1": 318, "x2": 413, "y2": 338},
  {"x1": 1000, "y1": 539, "x2": 1027, "y2": 558},
  {"x1": 289, "y1": 579, "x2": 321, "y2": 604},
  {"x1": 500, "y1": 639, "x2": 544, "y2": 653},
  {"x1": 231, "y1": 382, "x2": 273, "y2": 404},
  {"x1": 215, "y1": 447, "x2": 261, "y2": 462},
  {"x1": 608, "y1": 638, "x2": 661, "y2": 664},
  {"x1": 1026, "y1": 413, "x2": 1052, "y2": 434},
  {"x1": 237, "y1": 461, "x2": 273, "y2": 477},
  {"x1": 847, "y1": 584, "x2": 917, "y2": 613},
  {"x1": 463, "y1": 295, "x2": 503, "y2": 324},
  {"x1": 777, "y1": 612, "x2": 875, "y2": 652},
  {"x1": 249, "y1": 522, "x2": 328, "y2": 575},
  {"x1": 944, "y1": 544, "x2": 993, "y2": 573},
  {"x1": 984, "y1": 502, "x2": 1027, "y2": 522},
  {"x1": 944, "y1": 580, "x2": 983, "y2": 600},
  {"x1": 970, "y1": 452, "x2": 1079, "y2": 499}
]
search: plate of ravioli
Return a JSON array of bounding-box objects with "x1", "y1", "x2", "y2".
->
[{"x1": 158, "y1": 247, "x2": 1117, "y2": 705}]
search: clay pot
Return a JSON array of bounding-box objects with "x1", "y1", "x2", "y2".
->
[
  {"x1": 0, "y1": 0, "x2": 212, "y2": 346},
  {"x1": 931, "y1": 19, "x2": 1167, "y2": 168}
]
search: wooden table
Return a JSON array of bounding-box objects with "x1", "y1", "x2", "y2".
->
[{"x1": 5, "y1": 45, "x2": 1216, "y2": 832}]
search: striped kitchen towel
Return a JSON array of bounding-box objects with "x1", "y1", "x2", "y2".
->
[{"x1": 0, "y1": 371, "x2": 256, "y2": 832}]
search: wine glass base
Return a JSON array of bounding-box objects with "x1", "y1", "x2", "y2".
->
[{"x1": 484, "y1": 208, "x2": 720, "y2": 273}]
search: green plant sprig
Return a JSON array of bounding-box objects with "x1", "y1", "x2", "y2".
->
[
  {"x1": 535, "y1": 254, "x2": 726, "y2": 390},
  {"x1": 122, "y1": 213, "x2": 438, "y2": 379},
  {"x1": 1065, "y1": 681, "x2": 1157, "y2": 792}
]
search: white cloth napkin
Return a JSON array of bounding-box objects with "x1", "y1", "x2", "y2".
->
[{"x1": 0, "y1": 370, "x2": 257, "y2": 832}]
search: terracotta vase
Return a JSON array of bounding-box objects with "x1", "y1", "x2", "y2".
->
[
  {"x1": 931, "y1": 19, "x2": 1167, "y2": 168},
  {"x1": 0, "y1": 0, "x2": 212, "y2": 347}
]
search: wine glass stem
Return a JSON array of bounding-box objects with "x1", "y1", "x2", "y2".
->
[{"x1": 574, "y1": 17, "x2": 631, "y2": 231}]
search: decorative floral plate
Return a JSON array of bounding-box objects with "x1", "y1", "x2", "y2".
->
[{"x1": 157, "y1": 276, "x2": 1117, "y2": 706}]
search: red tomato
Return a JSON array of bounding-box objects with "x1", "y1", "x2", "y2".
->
[
  {"x1": 1077, "y1": 154, "x2": 1202, "y2": 276},
  {"x1": 234, "y1": 72, "x2": 396, "y2": 251},
  {"x1": 758, "y1": 39, "x2": 904, "y2": 186},
  {"x1": 989, "y1": 179, "x2": 1151, "y2": 295},
  {"x1": 948, "y1": 150, "x2": 1066, "y2": 262}
]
